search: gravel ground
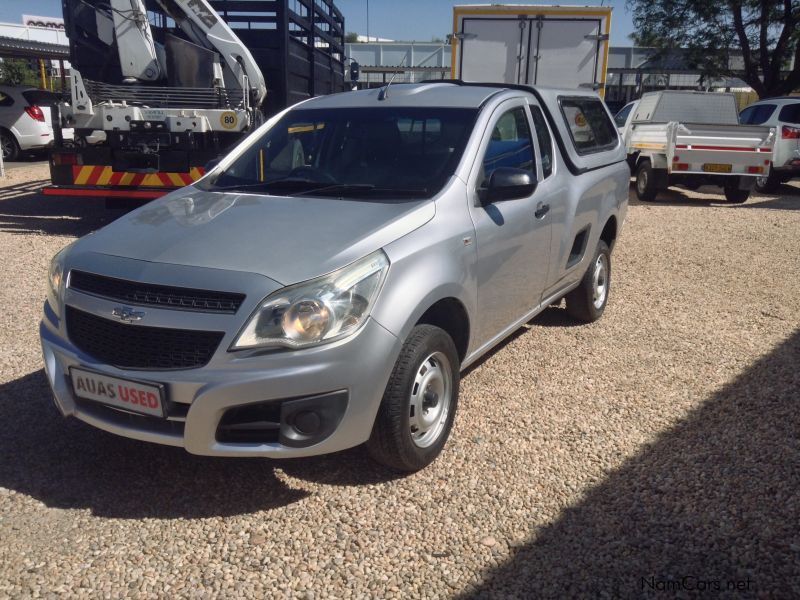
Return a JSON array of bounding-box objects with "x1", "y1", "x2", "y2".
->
[{"x1": 1, "y1": 165, "x2": 799, "y2": 598}]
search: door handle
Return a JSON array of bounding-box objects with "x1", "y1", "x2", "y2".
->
[{"x1": 534, "y1": 202, "x2": 550, "y2": 219}]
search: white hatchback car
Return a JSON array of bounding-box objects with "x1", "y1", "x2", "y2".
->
[
  {"x1": 0, "y1": 85, "x2": 57, "y2": 161},
  {"x1": 739, "y1": 97, "x2": 800, "y2": 192}
]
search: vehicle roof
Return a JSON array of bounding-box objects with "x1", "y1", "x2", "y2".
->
[
  {"x1": 0, "y1": 85, "x2": 38, "y2": 94},
  {"x1": 299, "y1": 82, "x2": 601, "y2": 110},
  {"x1": 746, "y1": 96, "x2": 800, "y2": 105},
  {"x1": 301, "y1": 83, "x2": 501, "y2": 109}
]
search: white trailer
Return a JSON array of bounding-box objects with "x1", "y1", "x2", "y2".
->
[
  {"x1": 616, "y1": 91, "x2": 776, "y2": 203},
  {"x1": 451, "y1": 4, "x2": 612, "y2": 96}
]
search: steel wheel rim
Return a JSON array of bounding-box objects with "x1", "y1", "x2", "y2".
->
[
  {"x1": 409, "y1": 351, "x2": 452, "y2": 448},
  {"x1": 756, "y1": 175, "x2": 767, "y2": 187},
  {"x1": 637, "y1": 169, "x2": 648, "y2": 195},
  {"x1": 592, "y1": 254, "x2": 608, "y2": 309}
]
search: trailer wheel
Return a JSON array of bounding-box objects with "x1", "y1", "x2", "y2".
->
[
  {"x1": 0, "y1": 129, "x2": 20, "y2": 161},
  {"x1": 635, "y1": 160, "x2": 658, "y2": 201},
  {"x1": 722, "y1": 178, "x2": 749, "y2": 204},
  {"x1": 754, "y1": 166, "x2": 780, "y2": 194}
]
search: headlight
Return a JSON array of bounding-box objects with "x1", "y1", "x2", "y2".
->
[
  {"x1": 232, "y1": 250, "x2": 390, "y2": 350},
  {"x1": 47, "y1": 243, "x2": 72, "y2": 316}
]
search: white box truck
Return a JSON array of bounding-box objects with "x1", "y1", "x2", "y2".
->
[{"x1": 451, "y1": 4, "x2": 612, "y2": 96}]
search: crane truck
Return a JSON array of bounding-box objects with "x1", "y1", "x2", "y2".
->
[{"x1": 44, "y1": 0, "x2": 345, "y2": 200}]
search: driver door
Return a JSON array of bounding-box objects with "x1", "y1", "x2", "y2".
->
[{"x1": 467, "y1": 100, "x2": 552, "y2": 346}]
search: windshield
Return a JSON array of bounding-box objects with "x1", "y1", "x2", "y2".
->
[{"x1": 204, "y1": 107, "x2": 478, "y2": 198}]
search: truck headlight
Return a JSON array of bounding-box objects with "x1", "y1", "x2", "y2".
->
[
  {"x1": 47, "y1": 244, "x2": 73, "y2": 317},
  {"x1": 232, "y1": 250, "x2": 390, "y2": 350}
]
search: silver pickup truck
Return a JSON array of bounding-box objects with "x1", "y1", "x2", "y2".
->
[{"x1": 40, "y1": 82, "x2": 629, "y2": 472}]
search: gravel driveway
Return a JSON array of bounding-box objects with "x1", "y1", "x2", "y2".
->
[{"x1": 1, "y1": 166, "x2": 798, "y2": 598}]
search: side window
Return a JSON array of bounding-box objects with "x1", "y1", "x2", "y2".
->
[
  {"x1": 480, "y1": 107, "x2": 534, "y2": 186},
  {"x1": 529, "y1": 105, "x2": 553, "y2": 178},
  {"x1": 614, "y1": 103, "x2": 634, "y2": 127},
  {"x1": 739, "y1": 104, "x2": 776, "y2": 125},
  {"x1": 559, "y1": 96, "x2": 618, "y2": 155},
  {"x1": 778, "y1": 103, "x2": 800, "y2": 125},
  {"x1": 0, "y1": 92, "x2": 14, "y2": 107}
]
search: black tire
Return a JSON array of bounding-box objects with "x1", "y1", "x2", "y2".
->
[
  {"x1": 565, "y1": 240, "x2": 611, "y2": 323},
  {"x1": 634, "y1": 160, "x2": 658, "y2": 201},
  {"x1": 0, "y1": 129, "x2": 20, "y2": 161},
  {"x1": 367, "y1": 324, "x2": 460, "y2": 473},
  {"x1": 754, "y1": 166, "x2": 780, "y2": 194},
  {"x1": 723, "y1": 178, "x2": 750, "y2": 204}
]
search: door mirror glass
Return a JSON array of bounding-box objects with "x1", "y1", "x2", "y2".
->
[{"x1": 484, "y1": 167, "x2": 536, "y2": 203}]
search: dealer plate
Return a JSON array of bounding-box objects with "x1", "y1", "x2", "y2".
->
[
  {"x1": 70, "y1": 367, "x2": 165, "y2": 417},
  {"x1": 702, "y1": 163, "x2": 732, "y2": 173}
]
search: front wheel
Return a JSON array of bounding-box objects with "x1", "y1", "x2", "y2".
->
[
  {"x1": 565, "y1": 240, "x2": 611, "y2": 323},
  {"x1": 367, "y1": 325, "x2": 460, "y2": 472}
]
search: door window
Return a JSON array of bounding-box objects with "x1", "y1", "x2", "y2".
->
[
  {"x1": 0, "y1": 92, "x2": 13, "y2": 107},
  {"x1": 480, "y1": 107, "x2": 535, "y2": 187}
]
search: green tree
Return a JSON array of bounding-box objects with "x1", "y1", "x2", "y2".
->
[
  {"x1": 627, "y1": 0, "x2": 800, "y2": 98},
  {"x1": 345, "y1": 31, "x2": 360, "y2": 43},
  {"x1": 0, "y1": 58, "x2": 38, "y2": 87}
]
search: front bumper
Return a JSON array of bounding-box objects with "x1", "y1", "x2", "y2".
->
[{"x1": 40, "y1": 307, "x2": 401, "y2": 458}]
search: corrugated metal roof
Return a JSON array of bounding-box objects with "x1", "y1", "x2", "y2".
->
[{"x1": 0, "y1": 35, "x2": 69, "y2": 59}]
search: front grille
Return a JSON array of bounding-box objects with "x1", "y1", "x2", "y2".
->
[
  {"x1": 66, "y1": 306, "x2": 224, "y2": 370},
  {"x1": 69, "y1": 270, "x2": 245, "y2": 314}
]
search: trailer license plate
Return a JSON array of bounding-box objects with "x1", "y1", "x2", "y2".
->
[
  {"x1": 702, "y1": 163, "x2": 732, "y2": 173},
  {"x1": 70, "y1": 367, "x2": 165, "y2": 417}
]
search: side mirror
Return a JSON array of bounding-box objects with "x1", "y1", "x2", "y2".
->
[{"x1": 483, "y1": 167, "x2": 536, "y2": 203}]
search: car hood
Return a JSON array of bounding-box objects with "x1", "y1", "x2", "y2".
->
[{"x1": 74, "y1": 188, "x2": 435, "y2": 285}]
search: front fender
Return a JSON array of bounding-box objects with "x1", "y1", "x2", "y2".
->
[{"x1": 370, "y1": 190, "x2": 477, "y2": 357}]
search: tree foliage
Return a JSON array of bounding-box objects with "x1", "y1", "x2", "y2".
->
[
  {"x1": 627, "y1": 0, "x2": 800, "y2": 97},
  {"x1": 0, "y1": 59, "x2": 39, "y2": 87}
]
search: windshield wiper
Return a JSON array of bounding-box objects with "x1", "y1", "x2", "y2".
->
[
  {"x1": 290, "y1": 184, "x2": 428, "y2": 198},
  {"x1": 210, "y1": 177, "x2": 318, "y2": 192}
]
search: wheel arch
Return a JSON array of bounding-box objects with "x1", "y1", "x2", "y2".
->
[
  {"x1": 414, "y1": 297, "x2": 470, "y2": 363},
  {"x1": 600, "y1": 215, "x2": 618, "y2": 251}
]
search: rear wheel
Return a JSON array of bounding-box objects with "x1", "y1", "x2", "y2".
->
[
  {"x1": 565, "y1": 240, "x2": 611, "y2": 323},
  {"x1": 0, "y1": 130, "x2": 19, "y2": 161},
  {"x1": 754, "y1": 166, "x2": 780, "y2": 194},
  {"x1": 635, "y1": 160, "x2": 658, "y2": 201},
  {"x1": 367, "y1": 325, "x2": 460, "y2": 473},
  {"x1": 723, "y1": 178, "x2": 750, "y2": 204}
]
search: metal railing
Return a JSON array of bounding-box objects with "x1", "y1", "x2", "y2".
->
[{"x1": 84, "y1": 80, "x2": 246, "y2": 110}]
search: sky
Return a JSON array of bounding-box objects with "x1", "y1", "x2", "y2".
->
[{"x1": 0, "y1": 0, "x2": 636, "y2": 46}]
